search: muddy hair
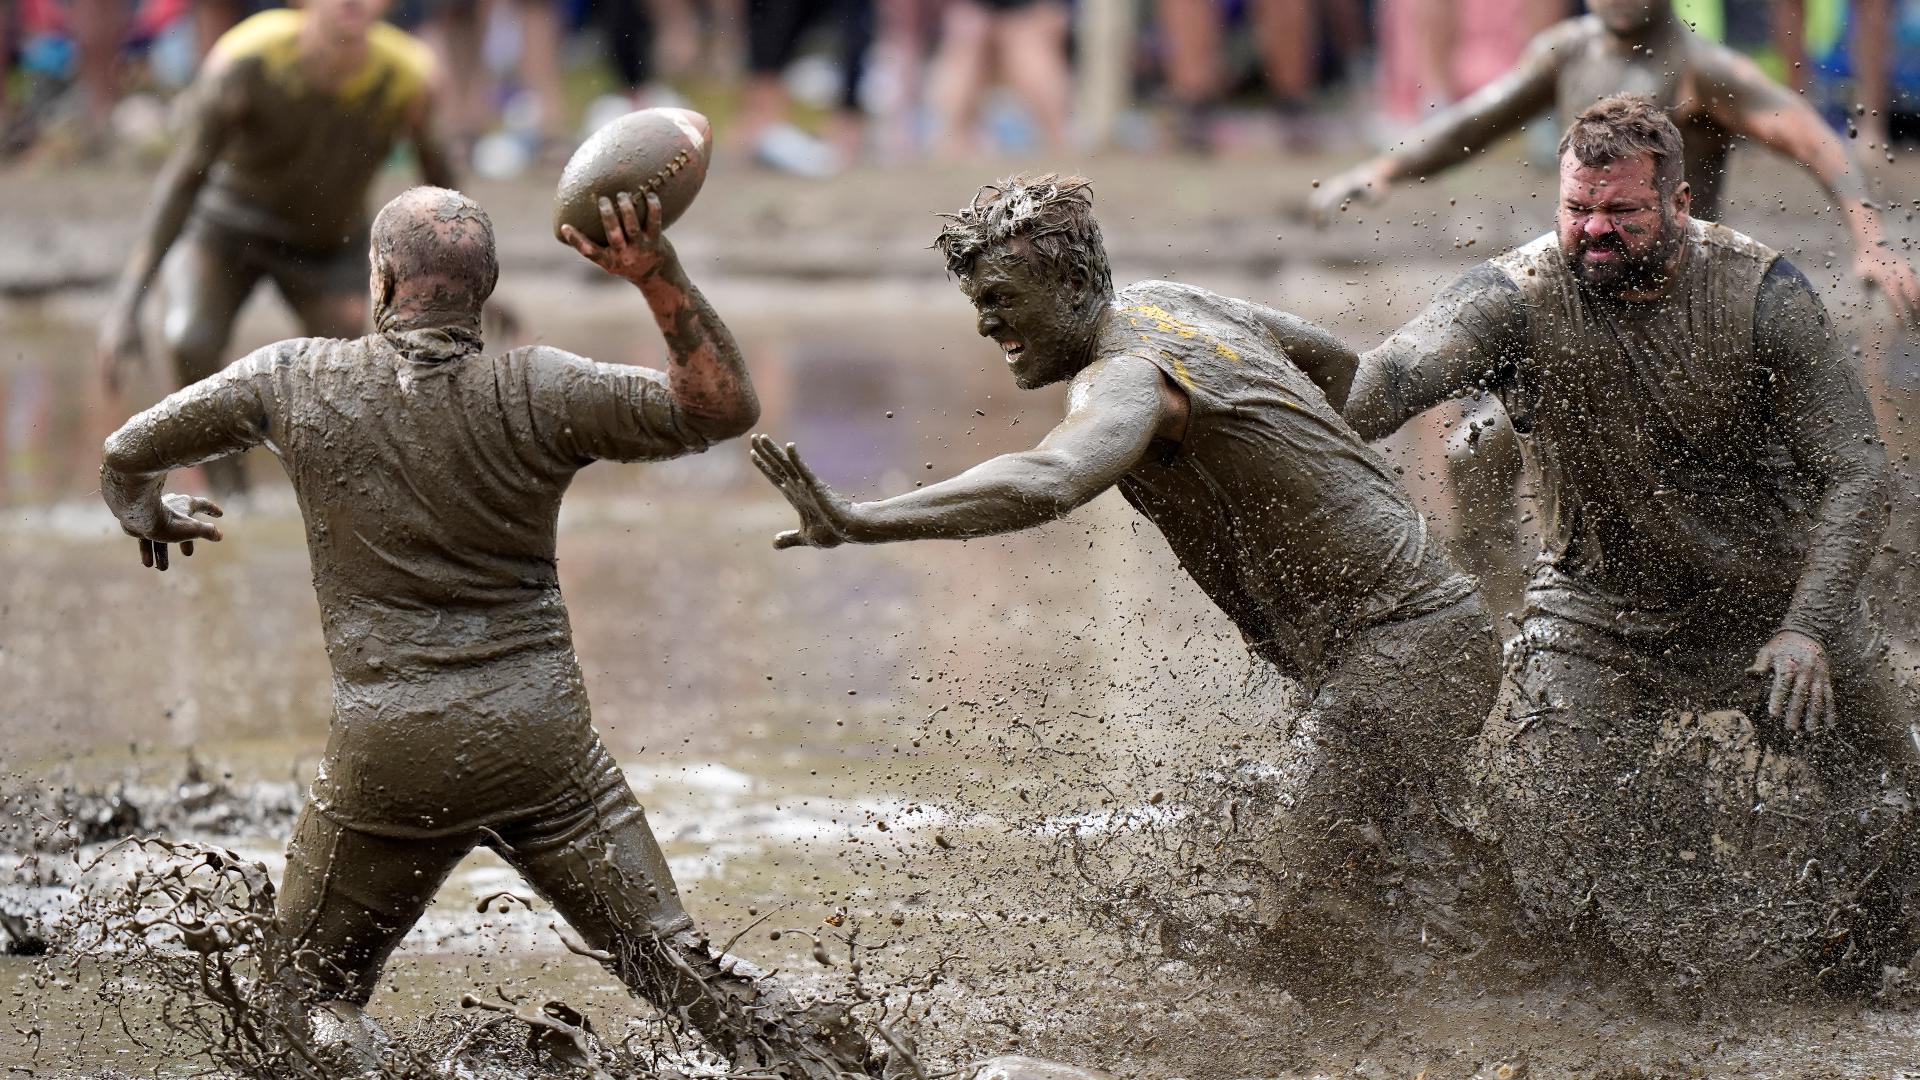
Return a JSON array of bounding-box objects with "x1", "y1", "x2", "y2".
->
[
  {"x1": 371, "y1": 187, "x2": 499, "y2": 323},
  {"x1": 1558, "y1": 94, "x2": 1686, "y2": 196},
  {"x1": 933, "y1": 173, "x2": 1114, "y2": 296}
]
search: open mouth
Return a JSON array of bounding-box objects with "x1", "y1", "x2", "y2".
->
[{"x1": 999, "y1": 341, "x2": 1025, "y2": 363}]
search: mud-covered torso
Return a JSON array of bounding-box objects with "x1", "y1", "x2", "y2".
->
[
  {"x1": 1489, "y1": 223, "x2": 1805, "y2": 609},
  {"x1": 196, "y1": 10, "x2": 431, "y2": 250},
  {"x1": 1551, "y1": 19, "x2": 1735, "y2": 219},
  {"x1": 1103, "y1": 282, "x2": 1473, "y2": 679}
]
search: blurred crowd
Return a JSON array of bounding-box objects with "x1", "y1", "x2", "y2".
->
[{"x1": 2, "y1": 0, "x2": 1917, "y2": 174}]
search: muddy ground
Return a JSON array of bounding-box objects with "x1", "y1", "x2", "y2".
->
[{"x1": 3, "y1": 146, "x2": 1920, "y2": 1078}]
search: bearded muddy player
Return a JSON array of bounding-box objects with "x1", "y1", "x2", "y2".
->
[
  {"x1": 1346, "y1": 97, "x2": 1918, "y2": 992},
  {"x1": 751, "y1": 174, "x2": 1500, "y2": 954},
  {"x1": 1313, "y1": 0, "x2": 1920, "y2": 587},
  {"x1": 97, "y1": 0, "x2": 458, "y2": 495},
  {"x1": 98, "y1": 188, "x2": 874, "y2": 1077}
]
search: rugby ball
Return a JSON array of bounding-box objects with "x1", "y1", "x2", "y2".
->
[{"x1": 553, "y1": 107, "x2": 712, "y2": 245}]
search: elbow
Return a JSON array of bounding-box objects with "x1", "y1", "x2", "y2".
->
[
  {"x1": 101, "y1": 426, "x2": 145, "y2": 475},
  {"x1": 686, "y1": 398, "x2": 760, "y2": 445}
]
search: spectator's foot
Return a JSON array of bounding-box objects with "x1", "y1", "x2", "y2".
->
[{"x1": 753, "y1": 123, "x2": 840, "y2": 179}]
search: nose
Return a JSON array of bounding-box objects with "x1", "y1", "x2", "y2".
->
[
  {"x1": 977, "y1": 312, "x2": 1002, "y2": 338},
  {"x1": 1581, "y1": 212, "x2": 1615, "y2": 239}
]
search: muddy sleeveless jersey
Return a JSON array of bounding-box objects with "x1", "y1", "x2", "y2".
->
[
  {"x1": 1100, "y1": 281, "x2": 1474, "y2": 679},
  {"x1": 1352, "y1": 222, "x2": 1887, "y2": 645},
  {"x1": 192, "y1": 9, "x2": 435, "y2": 250},
  {"x1": 104, "y1": 333, "x2": 712, "y2": 833}
]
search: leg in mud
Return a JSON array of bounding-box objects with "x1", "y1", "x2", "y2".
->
[
  {"x1": 273, "y1": 236, "x2": 372, "y2": 341},
  {"x1": 1443, "y1": 397, "x2": 1526, "y2": 610},
  {"x1": 158, "y1": 222, "x2": 261, "y2": 497},
  {"x1": 493, "y1": 772, "x2": 874, "y2": 1078},
  {"x1": 272, "y1": 806, "x2": 474, "y2": 1062},
  {"x1": 1485, "y1": 613, "x2": 1920, "y2": 997},
  {"x1": 1249, "y1": 596, "x2": 1503, "y2": 974}
]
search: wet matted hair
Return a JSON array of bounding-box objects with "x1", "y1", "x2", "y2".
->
[
  {"x1": 372, "y1": 186, "x2": 500, "y2": 308},
  {"x1": 933, "y1": 173, "x2": 1114, "y2": 295},
  {"x1": 1558, "y1": 94, "x2": 1686, "y2": 196}
]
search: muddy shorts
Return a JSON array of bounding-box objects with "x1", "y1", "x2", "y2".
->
[
  {"x1": 278, "y1": 758, "x2": 691, "y2": 1004},
  {"x1": 160, "y1": 215, "x2": 367, "y2": 373},
  {"x1": 1479, "y1": 588, "x2": 1920, "y2": 991}
]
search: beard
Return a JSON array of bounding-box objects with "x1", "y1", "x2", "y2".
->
[{"x1": 1568, "y1": 211, "x2": 1683, "y2": 297}]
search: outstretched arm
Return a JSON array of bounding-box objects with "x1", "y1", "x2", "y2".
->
[
  {"x1": 1311, "y1": 23, "x2": 1565, "y2": 223},
  {"x1": 98, "y1": 57, "x2": 240, "y2": 390},
  {"x1": 1344, "y1": 263, "x2": 1528, "y2": 441},
  {"x1": 1704, "y1": 49, "x2": 1920, "y2": 323},
  {"x1": 562, "y1": 192, "x2": 758, "y2": 445},
  {"x1": 100, "y1": 348, "x2": 276, "y2": 570},
  {"x1": 752, "y1": 355, "x2": 1172, "y2": 548}
]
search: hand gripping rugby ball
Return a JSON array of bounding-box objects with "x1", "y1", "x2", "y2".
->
[{"x1": 553, "y1": 107, "x2": 712, "y2": 245}]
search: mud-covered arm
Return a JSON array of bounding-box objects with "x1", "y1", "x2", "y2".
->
[
  {"x1": 752, "y1": 355, "x2": 1169, "y2": 547},
  {"x1": 1702, "y1": 48, "x2": 1919, "y2": 321},
  {"x1": 1255, "y1": 307, "x2": 1359, "y2": 412},
  {"x1": 556, "y1": 191, "x2": 758, "y2": 460},
  {"x1": 100, "y1": 348, "x2": 274, "y2": 537},
  {"x1": 1344, "y1": 263, "x2": 1528, "y2": 441},
  {"x1": 1758, "y1": 260, "x2": 1890, "y2": 644},
  {"x1": 104, "y1": 58, "x2": 241, "y2": 331}
]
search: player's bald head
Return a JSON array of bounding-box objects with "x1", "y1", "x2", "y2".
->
[{"x1": 370, "y1": 187, "x2": 497, "y2": 328}]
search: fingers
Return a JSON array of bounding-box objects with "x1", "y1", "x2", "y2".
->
[
  {"x1": 773, "y1": 529, "x2": 803, "y2": 550},
  {"x1": 641, "y1": 192, "x2": 665, "y2": 241},
  {"x1": 597, "y1": 196, "x2": 626, "y2": 251},
  {"x1": 750, "y1": 435, "x2": 792, "y2": 489},
  {"x1": 783, "y1": 441, "x2": 824, "y2": 490},
  {"x1": 618, "y1": 191, "x2": 645, "y2": 244},
  {"x1": 180, "y1": 540, "x2": 194, "y2": 557},
  {"x1": 560, "y1": 224, "x2": 604, "y2": 262},
  {"x1": 1766, "y1": 661, "x2": 1790, "y2": 724},
  {"x1": 188, "y1": 496, "x2": 224, "y2": 518},
  {"x1": 152, "y1": 541, "x2": 170, "y2": 572},
  {"x1": 140, "y1": 538, "x2": 154, "y2": 569},
  {"x1": 1782, "y1": 663, "x2": 1811, "y2": 733},
  {"x1": 1807, "y1": 666, "x2": 1834, "y2": 734}
]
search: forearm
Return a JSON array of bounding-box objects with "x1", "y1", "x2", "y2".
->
[
  {"x1": 98, "y1": 355, "x2": 270, "y2": 534},
  {"x1": 1380, "y1": 68, "x2": 1545, "y2": 182},
  {"x1": 847, "y1": 452, "x2": 1093, "y2": 543},
  {"x1": 1783, "y1": 457, "x2": 1887, "y2": 642},
  {"x1": 1345, "y1": 264, "x2": 1522, "y2": 440},
  {"x1": 638, "y1": 259, "x2": 758, "y2": 440},
  {"x1": 112, "y1": 158, "x2": 208, "y2": 312}
]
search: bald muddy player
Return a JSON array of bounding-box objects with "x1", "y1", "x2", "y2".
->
[
  {"x1": 750, "y1": 174, "x2": 1500, "y2": 960},
  {"x1": 1312, "y1": 0, "x2": 1920, "y2": 583},
  {"x1": 98, "y1": 0, "x2": 458, "y2": 495},
  {"x1": 98, "y1": 187, "x2": 875, "y2": 1077},
  {"x1": 1346, "y1": 97, "x2": 1919, "y2": 993}
]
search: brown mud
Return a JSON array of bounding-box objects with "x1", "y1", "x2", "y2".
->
[{"x1": 4, "y1": 152, "x2": 1920, "y2": 1077}]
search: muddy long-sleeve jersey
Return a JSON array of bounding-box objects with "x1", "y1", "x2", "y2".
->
[
  {"x1": 101, "y1": 331, "x2": 714, "y2": 835},
  {"x1": 1347, "y1": 221, "x2": 1888, "y2": 646}
]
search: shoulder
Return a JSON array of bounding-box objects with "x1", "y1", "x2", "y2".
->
[
  {"x1": 367, "y1": 21, "x2": 438, "y2": 91},
  {"x1": 1693, "y1": 218, "x2": 1777, "y2": 259},
  {"x1": 1755, "y1": 257, "x2": 1826, "y2": 324},
  {"x1": 1114, "y1": 279, "x2": 1210, "y2": 314},
  {"x1": 207, "y1": 8, "x2": 303, "y2": 66},
  {"x1": 1526, "y1": 15, "x2": 1598, "y2": 60}
]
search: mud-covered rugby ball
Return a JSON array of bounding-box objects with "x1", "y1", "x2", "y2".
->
[{"x1": 553, "y1": 107, "x2": 712, "y2": 245}]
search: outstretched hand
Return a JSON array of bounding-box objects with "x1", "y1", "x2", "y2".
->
[
  {"x1": 561, "y1": 191, "x2": 676, "y2": 284},
  {"x1": 1854, "y1": 249, "x2": 1920, "y2": 326},
  {"x1": 749, "y1": 434, "x2": 858, "y2": 549},
  {"x1": 1747, "y1": 629, "x2": 1835, "y2": 734},
  {"x1": 1309, "y1": 160, "x2": 1391, "y2": 227}
]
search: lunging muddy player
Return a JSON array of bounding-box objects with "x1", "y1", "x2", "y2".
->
[
  {"x1": 751, "y1": 174, "x2": 1501, "y2": 963},
  {"x1": 1311, "y1": 0, "x2": 1920, "y2": 584},
  {"x1": 98, "y1": 187, "x2": 875, "y2": 1077},
  {"x1": 97, "y1": 0, "x2": 458, "y2": 495},
  {"x1": 1346, "y1": 96, "x2": 1919, "y2": 994}
]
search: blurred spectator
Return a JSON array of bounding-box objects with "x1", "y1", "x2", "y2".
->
[
  {"x1": 1776, "y1": 0, "x2": 1895, "y2": 145},
  {"x1": 71, "y1": 0, "x2": 132, "y2": 151},
  {"x1": 737, "y1": 0, "x2": 872, "y2": 176},
  {"x1": 1156, "y1": 0, "x2": 1367, "y2": 153},
  {"x1": 927, "y1": 0, "x2": 1070, "y2": 159},
  {"x1": 1374, "y1": 0, "x2": 1564, "y2": 130}
]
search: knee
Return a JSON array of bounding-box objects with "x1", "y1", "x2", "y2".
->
[{"x1": 160, "y1": 304, "x2": 231, "y2": 379}]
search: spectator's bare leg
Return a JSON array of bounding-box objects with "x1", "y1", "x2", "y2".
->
[
  {"x1": 1774, "y1": 0, "x2": 1809, "y2": 93},
  {"x1": 1156, "y1": 0, "x2": 1222, "y2": 151},
  {"x1": 514, "y1": 0, "x2": 571, "y2": 152},
  {"x1": 193, "y1": 0, "x2": 245, "y2": 59},
  {"x1": 419, "y1": 0, "x2": 495, "y2": 158},
  {"x1": 1252, "y1": 0, "x2": 1316, "y2": 105},
  {"x1": 993, "y1": 1, "x2": 1071, "y2": 154},
  {"x1": 873, "y1": 0, "x2": 932, "y2": 161},
  {"x1": 1853, "y1": 0, "x2": 1891, "y2": 148},
  {"x1": 928, "y1": 0, "x2": 992, "y2": 159},
  {"x1": 71, "y1": 0, "x2": 128, "y2": 149}
]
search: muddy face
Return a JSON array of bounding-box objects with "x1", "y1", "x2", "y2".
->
[
  {"x1": 1588, "y1": 0, "x2": 1669, "y2": 35},
  {"x1": 957, "y1": 242, "x2": 1105, "y2": 390},
  {"x1": 1557, "y1": 150, "x2": 1687, "y2": 298}
]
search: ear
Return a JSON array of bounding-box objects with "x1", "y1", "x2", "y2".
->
[{"x1": 1671, "y1": 179, "x2": 1691, "y2": 222}]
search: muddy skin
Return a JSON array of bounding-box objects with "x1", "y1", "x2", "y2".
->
[
  {"x1": 98, "y1": 3, "x2": 458, "y2": 495},
  {"x1": 753, "y1": 174, "x2": 1503, "y2": 973},
  {"x1": 1312, "y1": 0, "x2": 1920, "y2": 599},
  {"x1": 1347, "y1": 134, "x2": 1918, "y2": 994},
  {"x1": 97, "y1": 188, "x2": 873, "y2": 1078}
]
